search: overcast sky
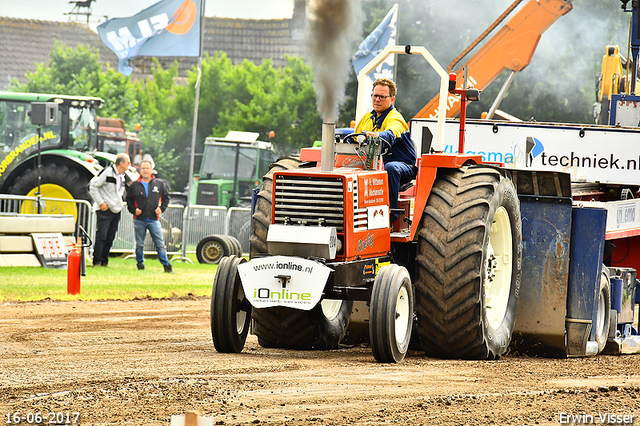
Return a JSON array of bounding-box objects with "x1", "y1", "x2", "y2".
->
[{"x1": 1, "y1": 0, "x2": 294, "y2": 31}]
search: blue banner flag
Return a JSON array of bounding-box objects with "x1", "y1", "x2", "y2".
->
[
  {"x1": 352, "y1": 3, "x2": 398, "y2": 77},
  {"x1": 98, "y1": 0, "x2": 202, "y2": 76}
]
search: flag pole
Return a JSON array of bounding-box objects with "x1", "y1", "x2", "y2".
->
[
  {"x1": 393, "y1": 2, "x2": 400, "y2": 83},
  {"x1": 179, "y1": 0, "x2": 206, "y2": 264},
  {"x1": 187, "y1": 0, "x2": 206, "y2": 206}
]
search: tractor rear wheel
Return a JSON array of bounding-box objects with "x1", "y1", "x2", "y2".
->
[
  {"x1": 210, "y1": 255, "x2": 252, "y2": 353},
  {"x1": 370, "y1": 264, "x2": 413, "y2": 363},
  {"x1": 249, "y1": 156, "x2": 352, "y2": 349},
  {"x1": 252, "y1": 299, "x2": 352, "y2": 349},
  {"x1": 8, "y1": 162, "x2": 91, "y2": 221},
  {"x1": 8, "y1": 162, "x2": 90, "y2": 201},
  {"x1": 414, "y1": 166, "x2": 522, "y2": 359}
]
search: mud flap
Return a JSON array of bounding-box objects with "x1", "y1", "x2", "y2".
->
[
  {"x1": 566, "y1": 206, "x2": 606, "y2": 357},
  {"x1": 511, "y1": 170, "x2": 572, "y2": 357}
]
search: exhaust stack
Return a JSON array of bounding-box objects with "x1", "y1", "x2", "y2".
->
[{"x1": 321, "y1": 121, "x2": 335, "y2": 172}]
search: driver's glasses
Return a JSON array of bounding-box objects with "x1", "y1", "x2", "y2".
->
[{"x1": 371, "y1": 94, "x2": 390, "y2": 100}]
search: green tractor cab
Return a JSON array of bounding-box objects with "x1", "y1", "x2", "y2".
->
[{"x1": 191, "y1": 131, "x2": 277, "y2": 207}]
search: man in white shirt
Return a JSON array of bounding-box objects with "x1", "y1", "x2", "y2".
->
[{"x1": 88, "y1": 153, "x2": 131, "y2": 267}]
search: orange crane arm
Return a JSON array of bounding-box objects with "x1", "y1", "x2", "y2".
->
[{"x1": 413, "y1": 0, "x2": 573, "y2": 119}]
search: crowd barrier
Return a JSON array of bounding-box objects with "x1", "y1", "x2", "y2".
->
[
  {"x1": 0, "y1": 194, "x2": 93, "y2": 238},
  {"x1": 112, "y1": 204, "x2": 251, "y2": 260},
  {"x1": 109, "y1": 204, "x2": 185, "y2": 257},
  {"x1": 227, "y1": 207, "x2": 251, "y2": 254},
  {"x1": 0, "y1": 194, "x2": 252, "y2": 262}
]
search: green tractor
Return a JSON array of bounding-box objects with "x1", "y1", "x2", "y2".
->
[
  {"x1": 190, "y1": 131, "x2": 277, "y2": 208},
  {"x1": 0, "y1": 92, "x2": 115, "y2": 207}
]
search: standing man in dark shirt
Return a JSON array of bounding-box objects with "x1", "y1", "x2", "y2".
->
[{"x1": 125, "y1": 160, "x2": 173, "y2": 273}]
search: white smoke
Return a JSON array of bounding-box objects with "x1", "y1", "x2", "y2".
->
[{"x1": 305, "y1": 0, "x2": 363, "y2": 121}]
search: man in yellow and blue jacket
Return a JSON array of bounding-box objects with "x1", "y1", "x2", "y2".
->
[{"x1": 355, "y1": 77, "x2": 416, "y2": 223}]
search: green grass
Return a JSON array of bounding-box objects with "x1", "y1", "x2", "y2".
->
[{"x1": 0, "y1": 254, "x2": 218, "y2": 302}]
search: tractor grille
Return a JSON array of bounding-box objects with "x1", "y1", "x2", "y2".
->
[
  {"x1": 274, "y1": 175, "x2": 344, "y2": 231},
  {"x1": 196, "y1": 183, "x2": 218, "y2": 206}
]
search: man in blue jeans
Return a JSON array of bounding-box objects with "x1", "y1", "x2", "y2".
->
[{"x1": 125, "y1": 160, "x2": 173, "y2": 273}]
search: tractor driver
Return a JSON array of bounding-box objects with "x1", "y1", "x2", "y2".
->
[{"x1": 354, "y1": 77, "x2": 417, "y2": 223}]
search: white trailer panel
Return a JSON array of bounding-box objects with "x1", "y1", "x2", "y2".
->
[{"x1": 411, "y1": 119, "x2": 640, "y2": 186}]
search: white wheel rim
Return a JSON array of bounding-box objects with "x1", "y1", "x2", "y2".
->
[
  {"x1": 205, "y1": 242, "x2": 223, "y2": 261},
  {"x1": 395, "y1": 285, "x2": 410, "y2": 344},
  {"x1": 321, "y1": 299, "x2": 343, "y2": 321},
  {"x1": 236, "y1": 284, "x2": 247, "y2": 334},
  {"x1": 485, "y1": 206, "x2": 513, "y2": 330},
  {"x1": 596, "y1": 279, "x2": 607, "y2": 341}
]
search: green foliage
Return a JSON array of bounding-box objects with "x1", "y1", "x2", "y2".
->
[
  {"x1": 213, "y1": 56, "x2": 322, "y2": 155},
  {"x1": 8, "y1": 44, "x2": 321, "y2": 192}
]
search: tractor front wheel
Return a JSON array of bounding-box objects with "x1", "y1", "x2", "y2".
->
[
  {"x1": 369, "y1": 264, "x2": 414, "y2": 363},
  {"x1": 210, "y1": 255, "x2": 252, "y2": 353}
]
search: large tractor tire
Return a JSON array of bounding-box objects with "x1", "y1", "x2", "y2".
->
[
  {"x1": 250, "y1": 156, "x2": 303, "y2": 257},
  {"x1": 8, "y1": 162, "x2": 91, "y2": 201},
  {"x1": 595, "y1": 269, "x2": 611, "y2": 354},
  {"x1": 210, "y1": 255, "x2": 252, "y2": 353},
  {"x1": 249, "y1": 156, "x2": 352, "y2": 349},
  {"x1": 196, "y1": 235, "x2": 232, "y2": 264},
  {"x1": 7, "y1": 162, "x2": 91, "y2": 221},
  {"x1": 252, "y1": 299, "x2": 352, "y2": 350},
  {"x1": 370, "y1": 264, "x2": 414, "y2": 363},
  {"x1": 414, "y1": 165, "x2": 522, "y2": 360}
]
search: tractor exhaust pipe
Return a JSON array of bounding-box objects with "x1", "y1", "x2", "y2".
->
[{"x1": 321, "y1": 121, "x2": 335, "y2": 172}]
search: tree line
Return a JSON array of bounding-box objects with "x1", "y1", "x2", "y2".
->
[{"x1": 9, "y1": 0, "x2": 631, "y2": 193}]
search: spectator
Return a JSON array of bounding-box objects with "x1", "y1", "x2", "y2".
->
[
  {"x1": 125, "y1": 159, "x2": 173, "y2": 273},
  {"x1": 88, "y1": 153, "x2": 131, "y2": 267}
]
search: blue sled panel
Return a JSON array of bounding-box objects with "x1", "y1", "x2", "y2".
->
[
  {"x1": 513, "y1": 195, "x2": 572, "y2": 357},
  {"x1": 566, "y1": 206, "x2": 606, "y2": 357}
]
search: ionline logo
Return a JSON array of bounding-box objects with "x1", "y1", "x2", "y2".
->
[{"x1": 255, "y1": 288, "x2": 311, "y2": 301}]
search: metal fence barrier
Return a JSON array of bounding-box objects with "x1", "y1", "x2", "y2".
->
[
  {"x1": 110, "y1": 203, "x2": 185, "y2": 257},
  {"x1": 184, "y1": 205, "x2": 227, "y2": 247},
  {"x1": 0, "y1": 194, "x2": 93, "y2": 238},
  {"x1": 0, "y1": 195, "x2": 254, "y2": 262},
  {"x1": 227, "y1": 207, "x2": 251, "y2": 254}
]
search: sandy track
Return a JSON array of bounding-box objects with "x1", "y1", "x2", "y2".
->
[{"x1": 1, "y1": 298, "x2": 639, "y2": 425}]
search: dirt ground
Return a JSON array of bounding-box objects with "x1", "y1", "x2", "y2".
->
[{"x1": 1, "y1": 298, "x2": 639, "y2": 426}]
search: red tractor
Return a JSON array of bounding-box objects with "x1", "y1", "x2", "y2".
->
[{"x1": 210, "y1": 46, "x2": 523, "y2": 362}]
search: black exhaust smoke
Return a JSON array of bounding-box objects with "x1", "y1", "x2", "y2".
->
[{"x1": 305, "y1": 0, "x2": 363, "y2": 122}]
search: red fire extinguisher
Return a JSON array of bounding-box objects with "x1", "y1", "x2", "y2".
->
[{"x1": 67, "y1": 240, "x2": 82, "y2": 295}]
